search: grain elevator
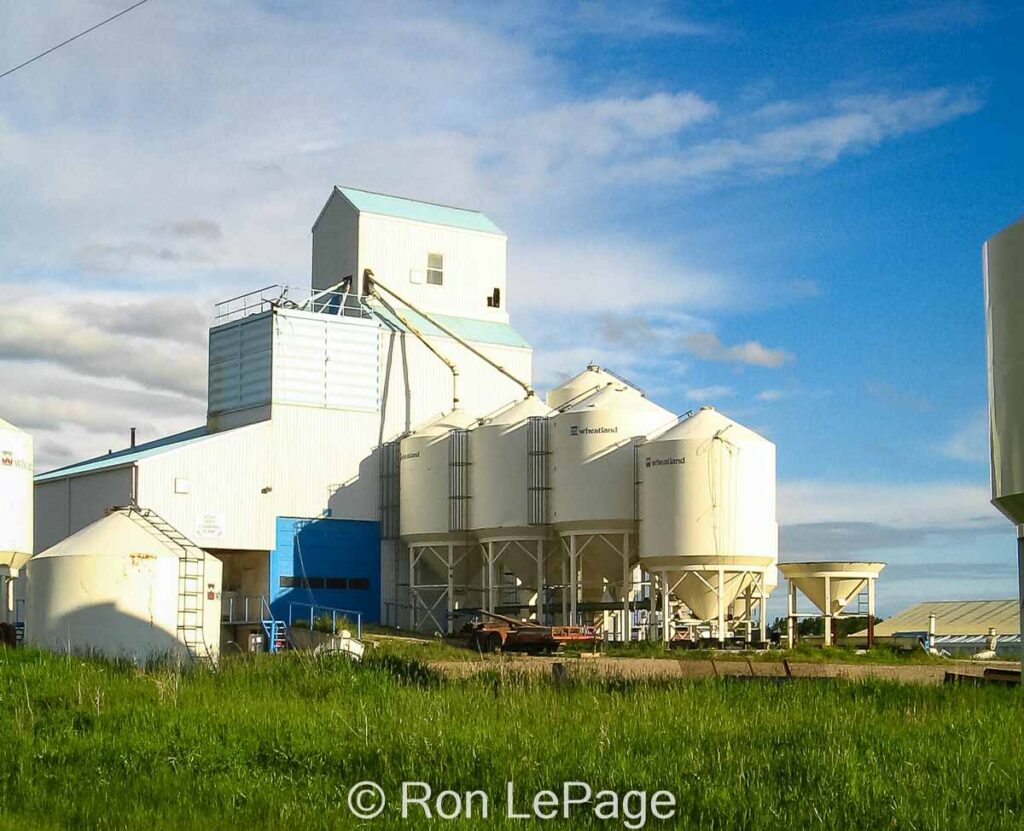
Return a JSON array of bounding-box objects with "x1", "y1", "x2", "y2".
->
[{"x1": 22, "y1": 186, "x2": 780, "y2": 658}]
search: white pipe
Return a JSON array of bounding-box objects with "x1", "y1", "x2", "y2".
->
[
  {"x1": 367, "y1": 284, "x2": 461, "y2": 410},
  {"x1": 364, "y1": 269, "x2": 534, "y2": 398}
]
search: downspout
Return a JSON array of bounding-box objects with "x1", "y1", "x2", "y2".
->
[{"x1": 363, "y1": 269, "x2": 534, "y2": 399}]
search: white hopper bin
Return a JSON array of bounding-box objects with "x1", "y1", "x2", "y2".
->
[
  {"x1": 470, "y1": 395, "x2": 555, "y2": 621},
  {"x1": 551, "y1": 384, "x2": 675, "y2": 634},
  {"x1": 400, "y1": 409, "x2": 480, "y2": 633},
  {"x1": 0, "y1": 417, "x2": 33, "y2": 626},
  {"x1": 639, "y1": 407, "x2": 778, "y2": 644},
  {"x1": 984, "y1": 216, "x2": 1024, "y2": 646},
  {"x1": 779, "y1": 561, "x2": 885, "y2": 647},
  {"x1": 546, "y1": 363, "x2": 637, "y2": 409}
]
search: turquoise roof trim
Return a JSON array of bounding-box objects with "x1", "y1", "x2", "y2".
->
[
  {"x1": 372, "y1": 306, "x2": 530, "y2": 349},
  {"x1": 35, "y1": 426, "x2": 209, "y2": 483},
  {"x1": 338, "y1": 187, "x2": 504, "y2": 235}
]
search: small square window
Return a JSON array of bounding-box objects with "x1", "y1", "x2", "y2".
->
[{"x1": 426, "y1": 253, "x2": 443, "y2": 285}]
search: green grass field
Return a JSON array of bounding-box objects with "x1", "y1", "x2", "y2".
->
[{"x1": 1, "y1": 647, "x2": 1022, "y2": 830}]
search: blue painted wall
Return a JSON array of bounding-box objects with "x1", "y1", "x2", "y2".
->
[{"x1": 269, "y1": 516, "x2": 381, "y2": 623}]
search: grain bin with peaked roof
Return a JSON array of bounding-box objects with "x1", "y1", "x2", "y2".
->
[
  {"x1": 639, "y1": 407, "x2": 777, "y2": 641},
  {"x1": 469, "y1": 395, "x2": 555, "y2": 618},
  {"x1": 546, "y1": 364, "x2": 636, "y2": 409},
  {"x1": 24, "y1": 508, "x2": 222, "y2": 662},
  {"x1": 550, "y1": 384, "x2": 675, "y2": 625}
]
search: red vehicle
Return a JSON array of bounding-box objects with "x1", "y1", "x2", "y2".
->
[{"x1": 462, "y1": 611, "x2": 600, "y2": 654}]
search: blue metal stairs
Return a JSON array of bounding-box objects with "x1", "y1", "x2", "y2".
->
[{"x1": 260, "y1": 598, "x2": 292, "y2": 653}]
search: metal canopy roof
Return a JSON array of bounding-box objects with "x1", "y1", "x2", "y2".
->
[
  {"x1": 370, "y1": 304, "x2": 530, "y2": 349},
  {"x1": 34, "y1": 426, "x2": 208, "y2": 483},
  {"x1": 857, "y1": 599, "x2": 1020, "y2": 637},
  {"x1": 336, "y1": 186, "x2": 504, "y2": 235}
]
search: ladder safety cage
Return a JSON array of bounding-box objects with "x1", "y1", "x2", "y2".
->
[
  {"x1": 379, "y1": 439, "x2": 402, "y2": 540},
  {"x1": 633, "y1": 438, "x2": 646, "y2": 524},
  {"x1": 448, "y1": 428, "x2": 471, "y2": 532},
  {"x1": 123, "y1": 507, "x2": 208, "y2": 661},
  {"x1": 527, "y1": 416, "x2": 551, "y2": 526}
]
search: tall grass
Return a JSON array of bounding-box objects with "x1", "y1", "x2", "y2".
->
[{"x1": 1, "y1": 648, "x2": 1022, "y2": 830}]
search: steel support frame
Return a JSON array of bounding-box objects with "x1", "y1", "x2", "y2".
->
[
  {"x1": 481, "y1": 536, "x2": 548, "y2": 623},
  {"x1": 658, "y1": 566, "x2": 769, "y2": 645},
  {"x1": 558, "y1": 531, "x2": 634, "y2": 640},
  {"x1": 786, "y1": 575, "x2": 878, "y2": 648},
  {"x1": 408, "y1": 542, "x2": 475, "y2": 635}
]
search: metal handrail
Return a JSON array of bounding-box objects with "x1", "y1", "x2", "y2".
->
[
  {"x1": 222, "y1": 594, "x2": 266, "y2": 624},
  {"x1": 214, "y1": 284, "x2": 374, "y2": 324},
  {"x1": 287, "y1": 602, "x2": 363, "y2": 640}
]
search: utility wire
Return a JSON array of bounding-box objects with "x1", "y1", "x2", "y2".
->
[{"x1": 1, "y1": 0, "x2": 153, "y2": 81}]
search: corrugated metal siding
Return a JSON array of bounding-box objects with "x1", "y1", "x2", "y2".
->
[
  {"x1": 136, "y1": 421, "x2": 275, "y2": 551},
  {"x1": 358, "y1": 213, "x2": 508, "y2": 323},
  {"x1": 33, "y1": 467, "x2": 134, "y2": 553},
  {"x1": 272, "y1": 311, "x2": 380, "y2": 411},
  {"x1": 326, "y1": 320, "x2": 379, "y2": 410},
  {"x1": 270, "y1": 516, "x2": 381, "y2": 622},
  {"x1": 271, "y1": 405, "x2": 380, "y2": 521},
  {"x1": 208, "y1": 314, "x2": 272, "y2": 415}
]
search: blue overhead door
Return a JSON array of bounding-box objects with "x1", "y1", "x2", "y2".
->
[{"x1": 270, "y1": 517, "x2": 381, "y2": 623}]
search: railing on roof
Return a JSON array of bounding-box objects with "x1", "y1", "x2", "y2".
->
[{"x1": 214, "y1": 284, "x2": 374, "y2": 324}]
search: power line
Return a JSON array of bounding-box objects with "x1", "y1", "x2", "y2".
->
[{"x1": 0, "y1": 0, "x2": 153, "y2": 81}]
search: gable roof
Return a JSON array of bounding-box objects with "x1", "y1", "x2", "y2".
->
[{"x1": 335, "y1": 186, "x2": 504, "y2": 235}]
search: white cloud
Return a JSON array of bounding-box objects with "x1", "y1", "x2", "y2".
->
[
  {"x1": 865, "y1": 2, "x2": 991, "y2": 33},
  {"x1": 573, "y1": 1, "x2": 723, "y2": 38},
  {"x1": 756, "y1": 389, "x2": 786, "y2": 402},
  {"x1": 0, "y1": 2, "x2": 984, "y2": 474},
  {"x1": 682, "y1": 332, "x2": 793, "y2": 368},
  {"x1": 0, "y1": 287, "x2": 209, "y2": 399},
  {"x1": 778, "y1": 479, "x2": 1005, "y2": 556},
  {"x1": 779, "y1": 480, "x2": 997, "y2": 529},
  {"x1": 686, "y1": 385, "x2": 734, "y2": 402},
  {"x1": 628, "y1": 87, "x2": 982, "y2": 182},
  {"x1": 941, "y1": 408, "x2": 989, "y2": 463},
  {"x1": 511, "y1": 239, "x2": 733, "y2": 312}
]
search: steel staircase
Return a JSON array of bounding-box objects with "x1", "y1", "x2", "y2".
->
[
  {"x1": 260, "y1": 597, "x2": 292, "y2": 652},
  {"x1": 122, "y1": 506, "x2": 208, "y2": 661}
]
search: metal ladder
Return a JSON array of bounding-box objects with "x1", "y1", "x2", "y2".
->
[{"x1": 123, "y1": 507, "x2": 208, "y2": 661}]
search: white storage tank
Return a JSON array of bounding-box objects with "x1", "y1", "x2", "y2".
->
[
  {"x1": 546, "y1": 364, "x2": 635, "y2": 409},
  {"x1": 400, "y1": 409, "x2": 482, "y2": 630},
  {"x1": 24, "y1": 509, "x2": 222, "y2": 662},
  {"x1": 471, "y1": 395, "x2": 554, "y2": 541},
  {"x1": 470, "y1": 395, "x2": 554, "y2": 616},
  {"x1": 639, "y1": 407, "x2": 777, "y2": 635},
  {"x1": 551, "y1": 384, "x2": 675, "y2": 610},
  {"x1": 985, "y1": 216, "x2": 1024, "y2": 525},
  {"x1": 400, "y1": 409, "x2": 478, "y2": 543},
  {"x1": 0, "y1": 417, "x2": 33, "y2": 625}
]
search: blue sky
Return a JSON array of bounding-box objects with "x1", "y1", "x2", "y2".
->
[{"x1": 1, "y1": 1, "x2": 1022, "y2": 616}]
